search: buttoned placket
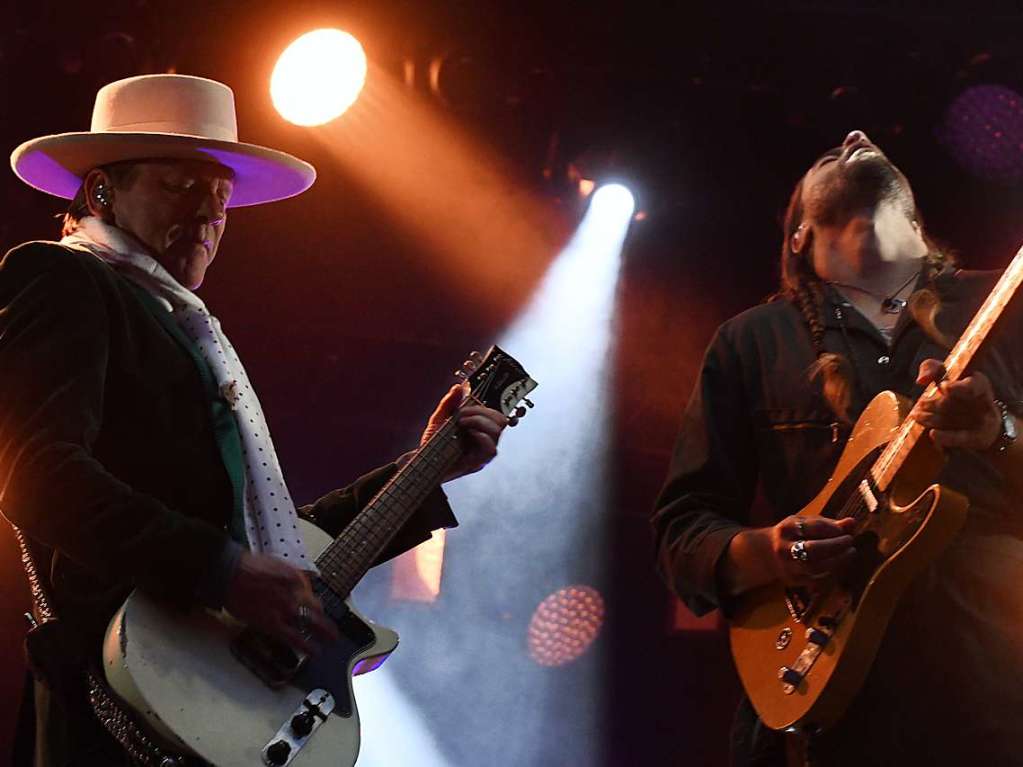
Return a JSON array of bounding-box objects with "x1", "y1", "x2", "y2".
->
[{"x1": 823, "y1": 291, "x2": 920, "y2": 412}]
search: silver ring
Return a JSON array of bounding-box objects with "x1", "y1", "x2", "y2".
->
[{"x1": 790, "y1": 540, "x2": 809, "y2": 563}]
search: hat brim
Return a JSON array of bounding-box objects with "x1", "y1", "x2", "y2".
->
[{"x1": 11, "y1": 131, "x2": 316, "y2": 208}]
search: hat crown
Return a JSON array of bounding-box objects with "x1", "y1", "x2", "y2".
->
[{"x1": 91, "y1": 74, "x2": 239, "y2": 142}]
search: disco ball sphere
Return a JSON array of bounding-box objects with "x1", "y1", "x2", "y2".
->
[
  {"x1": 938, "y1": 84, "x2": 1023, "y2": 183},
  {"x1": 527, "y1": 585, "x2": 605, "y2": 667}
]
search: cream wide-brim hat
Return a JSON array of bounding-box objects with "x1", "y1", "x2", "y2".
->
[{"x1": 10, "y1": 74, "x2": 316, "y2": 207}]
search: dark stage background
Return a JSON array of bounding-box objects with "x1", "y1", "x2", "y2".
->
[{"x1": 4, "y1": 1, "x2": 1023, "y2": 765}]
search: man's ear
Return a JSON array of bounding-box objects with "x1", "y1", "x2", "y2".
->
[
  {"x1": 791, "y1": 222, "x2": 810, "y2": 255},
  {"x1": 83, "y1": 169, "x2": 114, "y2": 221}
]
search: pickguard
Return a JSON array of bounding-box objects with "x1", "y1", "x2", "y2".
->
[
  {"x1": 295, "y1": 579, "x2": 377, "y2": 718},
  {"x1": 231, "y1": 575, "x2": 377, "y2": 719},
  {"x1": 784, "y1": 446, "x2": 933, "y2": 619}
]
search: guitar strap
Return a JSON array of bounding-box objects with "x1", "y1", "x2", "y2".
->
[{"x1": 10, "y1": 523, "x2": 208, "y2": 767}]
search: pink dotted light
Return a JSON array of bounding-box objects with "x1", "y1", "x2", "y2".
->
[
  {"x1": 527, "y1": 585, "x2": 605, "y2": 667},
  {"x1": 938, "y1": 84, "x2": 1023, "y2": 183}
]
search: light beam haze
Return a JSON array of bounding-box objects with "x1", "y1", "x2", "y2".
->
[{"x1": 351, "y1": 184, "x2": 635, "y2": 765}]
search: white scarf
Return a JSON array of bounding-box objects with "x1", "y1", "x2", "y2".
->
[{"x1": 61, "y1": 217, "x2": 309, "y2": 564}]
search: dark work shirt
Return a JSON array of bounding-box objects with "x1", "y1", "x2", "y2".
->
[
  {"x1": 653, "y1": 268, "x2": 1023, "y2": 618},
  {"x1": 652, "y1": 268, "x2": 1023, "y2": 765}
]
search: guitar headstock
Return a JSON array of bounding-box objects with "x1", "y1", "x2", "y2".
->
[{"x1": 456, "y1": 346, "x2": 537, "y2": 425}]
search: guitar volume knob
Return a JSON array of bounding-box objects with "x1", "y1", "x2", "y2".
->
[
  {"x1": 291, "y1": 710, "x2": 316, "y2": 737},
  {"x1": 265, "y1": 739, "x2": 291, "y2": 766}
]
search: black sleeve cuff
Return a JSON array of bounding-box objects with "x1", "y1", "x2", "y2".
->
[{"x1": 194, "y1": 538, "x2": 244, "y2": 609}]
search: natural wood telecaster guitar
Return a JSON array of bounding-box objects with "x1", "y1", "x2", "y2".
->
[
  {"x1": 102, "y1": 346, "x2": 537, "y2": 766},
  {"x1": 730, "y1": 248, "x2": 1023, "y2": 733}
]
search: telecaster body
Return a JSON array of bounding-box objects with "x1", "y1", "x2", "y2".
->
[
  {"x1": 729, "y1": 391, "x2": 968, "y2": 732},
  {"x1": 103, "y1": 518, "x2": 396, "y2": 766}
]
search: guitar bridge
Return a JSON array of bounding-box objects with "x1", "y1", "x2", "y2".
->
[{"x1": 231, "y1": 628, "x2": 308, "y2": 689}]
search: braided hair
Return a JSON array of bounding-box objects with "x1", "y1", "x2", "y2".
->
[{"x1": 778, "y1": 176, "x2": 953, "y2": 423}]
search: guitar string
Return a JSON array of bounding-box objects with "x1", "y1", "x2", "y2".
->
[
  {"x1": 871, "y1": 252, "x2": 1023, "y2": 487},
  {"x1": 314, "y1": 360, "x2": 526, "y2": 600},
  {"x1": 316, "y1": 416, "x2": 464, "y2": 597},
  {"x1": 805, "y1": 256, "x2": 1023, "y2": 619}
]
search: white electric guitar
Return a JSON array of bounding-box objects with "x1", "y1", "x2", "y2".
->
[{"x1": 102, "y1": 346, "x2": 537, "y2": 766}]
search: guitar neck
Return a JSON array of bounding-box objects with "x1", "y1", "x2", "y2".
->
[
  {"x1": 314, "y1": 416, "x2": 464, "y2": 599},
  {"x1": 871, "y1": 246, "x2": 1023, "y2": 490}
]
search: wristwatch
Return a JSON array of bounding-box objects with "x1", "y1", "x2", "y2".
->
[{"x1": 993, "y1": 399, "x2": 1018, "y2": 454}]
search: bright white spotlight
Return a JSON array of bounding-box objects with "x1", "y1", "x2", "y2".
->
[
  {"x1": 271, "y1": 28, "x2": 368, "y2": 126},
  {"x1": 589, "y1": 183, "x2": 635, "y2": 218}
]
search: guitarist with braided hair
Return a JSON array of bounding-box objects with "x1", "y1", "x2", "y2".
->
[{"x1": 654, "y1": 130, "x2": 1023, "y2": 766}]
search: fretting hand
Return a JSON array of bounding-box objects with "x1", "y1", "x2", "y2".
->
[
  {"x1": 915, "y1": 359, "x2": 1002, "y2": 451},
  {"x1": 419, "y1": 383, "x2": 509, "y2": 482}
]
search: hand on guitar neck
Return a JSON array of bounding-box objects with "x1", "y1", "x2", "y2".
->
[
  {"x1": 913, "y1": 359, "x2": 1003, "y2": 451},
  {"x1": 410, "y1": 382, "x2": 510, "y2": 482}
]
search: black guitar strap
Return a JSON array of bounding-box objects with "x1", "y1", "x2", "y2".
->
[{"x1": 10, "y1": 524, "x2": 205, "y2": 767}]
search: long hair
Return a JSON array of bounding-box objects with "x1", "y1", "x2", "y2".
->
[{"x1": 778, "y1": 176, "x2": 954, "y2": 422}]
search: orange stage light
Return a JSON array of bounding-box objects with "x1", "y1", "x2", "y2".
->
[
  {"x1": 390, "y1": 529, "x2": 446, "y2": 603},
  {"x1": 286, "y1": 62, "x2": 567, "y2": 318},
  {"x1": 271, "y1": 29, "x2": 367, "y2": 127}
]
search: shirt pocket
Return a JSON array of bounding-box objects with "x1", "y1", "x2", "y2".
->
[{"x1": 753, "y1": 408, "x2": 845, "y2": 512}]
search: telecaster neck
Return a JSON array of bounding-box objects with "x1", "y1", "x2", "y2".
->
[{"x1": 871, "y1": 245, "x2": 1023, "y2": 490}]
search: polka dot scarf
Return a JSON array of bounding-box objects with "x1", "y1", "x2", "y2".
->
[{"x1": 62, "y1": 217, "x2": 309, "y2": 563}]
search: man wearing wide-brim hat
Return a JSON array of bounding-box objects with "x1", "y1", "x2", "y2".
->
[{"x1": 3, "y1": 74, "x2": 507, "y2": 766}]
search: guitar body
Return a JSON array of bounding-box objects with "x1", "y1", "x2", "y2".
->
[
  {"x1": 103, "y1": 519, "x2": 398, "y2": 767},
  {"x1": 729, "y1": 391, "x2": 969, "y2": 732}
]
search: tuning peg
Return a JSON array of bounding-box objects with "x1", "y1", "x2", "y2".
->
[
  {"x1": 507, "y1": 416, "x2": 519, "y2": 427},
  {"x1": 524, "y1": 399, "x2": 534, "y2": 408},
  {"x1": 454, "y1": 369, "x2": 468, "y2": 381},
  {"x1": 514, "y1": 406, "x2": 527, "y2": 419},
  {"x1": 469, "y1": 351, "x2": 483, "y2": 362}
]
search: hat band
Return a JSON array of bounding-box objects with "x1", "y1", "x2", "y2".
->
[{"x1": 93, "y1": 119, "x2": 238, "y2": 142}]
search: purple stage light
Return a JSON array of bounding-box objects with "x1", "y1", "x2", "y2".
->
[{"x1": 938, "y1": 84, "x2": 1023, "y2": 183}]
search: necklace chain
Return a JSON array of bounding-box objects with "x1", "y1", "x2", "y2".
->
[{"x1": 826, "y1": 268, "x2": 920, "y2": 315}]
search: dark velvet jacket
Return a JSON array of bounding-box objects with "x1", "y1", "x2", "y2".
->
[{"x1": 0, "y1": 241, "x2": 456, "y2": 653}]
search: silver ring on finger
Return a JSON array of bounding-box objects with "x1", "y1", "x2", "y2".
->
[{"x1": 790, "y1": 539, "x2": 809, "y2": 563}]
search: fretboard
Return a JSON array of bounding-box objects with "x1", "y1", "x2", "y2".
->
[
  {"x1": 871, "y1": 245, "x2": 1023, "y2": 490},
  {"x1": 314, "y1": 415, "x2": 465, "y2": 599}
]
